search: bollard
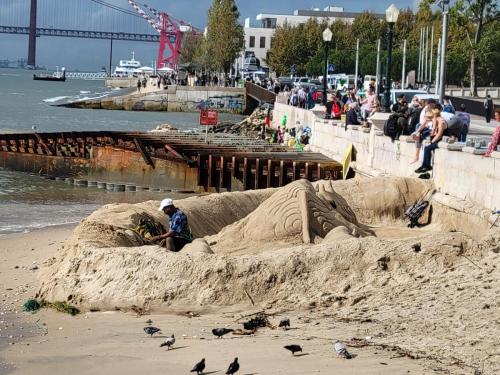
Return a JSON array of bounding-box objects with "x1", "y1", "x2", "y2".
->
[
  {"x1": 125, "y1": 185, "x2": 136, "y2": 192},
  {"x1": 114, "y1": 184, "x2": 126, "y2": 192},
  {"x1": 97, "y1": 182, "x2": 107, "y2": 189},
  {"x1": 74, "y1": 179, "x2": 88, "y2": 187}
]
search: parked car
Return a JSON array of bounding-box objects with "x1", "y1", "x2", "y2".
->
[{"x1": 277, "y1": 76, "x2": 294, "y2": 90}]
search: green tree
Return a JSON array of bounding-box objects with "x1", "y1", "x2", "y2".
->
[
  {"x1": 452, "y1": 0, "x2": 499, "y2": 95},
  {"x1": 205, "y1": 0, "x2": 244, "y2": 74},
  {"x1": 351, "y1": 12, "x2": 383, "y2": 45},
  {"x1": 266, "y1": 19, "x2": 326, "y2": 76},
  {"x1": 179, "y1": 31, "x2": 205, "y2": 65},
  {"x1": 476, "y1": 19, "x2": 500, "y2": 86}
]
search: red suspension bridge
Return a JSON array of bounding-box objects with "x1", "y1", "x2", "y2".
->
[{"x1": 0, "y1": 0, "x2": 201, "y2": 68}]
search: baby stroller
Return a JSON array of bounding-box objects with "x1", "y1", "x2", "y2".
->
[{"x1": 404, "y1": 189, "x2": 436, "y2": 228}]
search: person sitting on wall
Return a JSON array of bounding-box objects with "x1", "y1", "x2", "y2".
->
[
  {"x1": 484, "y1": 109, "x2": 500, "y2": 157},
  {"x1": 149, "y1": 199, "x2": 193, "y2": 252},
  {"x1": 414, "y1": 108, "x2": 447, "y2": 173},
  {"x1": 345, "y1": 102, "x2": 361, "y2": 128}
]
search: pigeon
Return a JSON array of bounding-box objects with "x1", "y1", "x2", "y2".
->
[
  {"x1": 334, "y1": 340, "x2": 352, "y2": 359},
  {"x1": 212, "y1": 328, "x2": 233, "y2": 338},
  {"x1": 278, "y1": 318, "x2": 290, "y2": 330},
  {"x1": 284, "y1": 344, "x2": 302, "y2": 355},
  {"x1": 225, "y1": 357, "x2": 239, "y2": 374},
  {"x1": 143, "y1": 326, "x2": 161, "y2": 337},
  {"x1": 190, "y1": 358, "x2": 206, "y2": 374},
  {"x1": 160, "y1": 334, "x2": 175, "y2": 350}
]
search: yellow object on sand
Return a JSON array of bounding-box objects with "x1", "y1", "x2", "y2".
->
[{"x1": 342, "y1": 144, "x2": 353, "y2": 180}]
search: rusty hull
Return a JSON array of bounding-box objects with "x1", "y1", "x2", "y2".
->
[{"x1": 0, "y1": 146, "x2": 199, "y2": 190}]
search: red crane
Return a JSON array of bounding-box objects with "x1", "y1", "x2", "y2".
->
[{"x1": 127, "y1": 1, "x2": 199, "y2": 68}]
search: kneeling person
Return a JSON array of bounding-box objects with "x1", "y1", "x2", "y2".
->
[{"x1": 151, "y1": 199, "x2": 192, "y2": 252}]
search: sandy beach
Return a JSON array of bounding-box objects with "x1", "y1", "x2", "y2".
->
[
  {"x1": 1, "y1": 177, "x2": 499, "y2": 375},
  {"x1": 0, "y1": 226, "x2": 431, "y2": 375}
]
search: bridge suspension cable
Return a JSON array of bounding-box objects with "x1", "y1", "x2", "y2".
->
[{"x1": 88, "y1": 0, "x2": 143, "y2": 18}]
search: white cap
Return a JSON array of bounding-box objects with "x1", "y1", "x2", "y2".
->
[{"x1": 158, "y1": 198, "x2": 174, "y2": 211}]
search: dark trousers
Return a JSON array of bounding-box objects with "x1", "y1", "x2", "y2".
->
[
  {"x1": 458, "y1": 126, "x2": 469, "y2": 142},
  {"x1": 161, "y1": 237, "x2": 189, "y2": 252},
  {"x1": 485, "y1": 110, "x2": 491, "y2": 123},
  {"x1": 423, "y1": 142, "x2": 439, "y2": 168}
]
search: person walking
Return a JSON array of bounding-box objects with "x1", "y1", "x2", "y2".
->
[{"x1": 484, "y1": 95, "x2": 494, "y2": 123}]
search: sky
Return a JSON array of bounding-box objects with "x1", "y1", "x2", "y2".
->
[{"x1": 0, "y1": 0, "x2": 418, "y2": 71}]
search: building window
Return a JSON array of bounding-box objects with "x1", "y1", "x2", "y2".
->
[
  {"x1": 260, "y1": 36, "x2": 266, "y2": 48},
  {"x1": 249, "y1": 36, "x2": 255, "y2": 48}
]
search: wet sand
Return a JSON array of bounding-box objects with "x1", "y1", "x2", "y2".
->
[{"x1": 0, "y1": 226, "x2": 434, "y2": 375}]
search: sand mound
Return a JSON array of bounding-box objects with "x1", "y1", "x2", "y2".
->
[
  {"x1": 67, "y1": 188, "x2": 276, "y2": 248},
  {"x1": 37, "y1": 231, "x2": 500, "y2": 373},
  {"x1": 314, "y1": 177, "x2": 434, "y2": 225}
]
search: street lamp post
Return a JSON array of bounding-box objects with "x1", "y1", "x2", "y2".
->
[
  {"x1": 322, "y1": 27, "x2": 333, "y2": 106},
  {"x1": 383, "y1": 4, "x2": 399, "y2": 113}
]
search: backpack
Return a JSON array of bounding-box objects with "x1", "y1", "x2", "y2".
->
[
  {"x1": 384, "y1": 114, "x2": 400, "y2": 140},
  {"x1": 332, "y1": 102, "x2": 342, "y2": 118},
  {"x1": 408, "y1": 108, "x2": 422, "y2": 134},
  {"x1": 405, "y1": 201, "x2": 429, "y2": 228}
]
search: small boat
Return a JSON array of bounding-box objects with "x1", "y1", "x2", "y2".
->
[{"x1": 33, "y1": 67, "x2": 66, "y2": 82}]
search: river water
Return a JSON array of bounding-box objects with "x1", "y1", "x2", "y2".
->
[{"x1": 0, "y1": 68, "x2": 243, "y2": 235}]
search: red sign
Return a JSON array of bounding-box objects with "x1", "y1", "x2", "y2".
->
[{"x1": 199, "y1": 109, "x2": 218, "y2": 126}]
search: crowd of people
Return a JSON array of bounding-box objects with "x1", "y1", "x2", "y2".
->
[
  {"x1": 277, "y1": 79, "x2": 500, "y2": 174},
  {"x1": 261, "y1": 116, "x2": 311, "y2": 150}
]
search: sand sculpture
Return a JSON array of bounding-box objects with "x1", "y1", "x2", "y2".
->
[{"x1": 36, "y1": 177, "x2": 500, "y2": 374}]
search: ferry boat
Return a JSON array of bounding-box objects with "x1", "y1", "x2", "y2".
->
[{"x1": 113, "y1": 52, "x2": 143, "y2": 76}]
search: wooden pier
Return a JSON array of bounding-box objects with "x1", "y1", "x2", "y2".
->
[{"x1": 0, "y1": 131, "x2": 341, "y2": 191}]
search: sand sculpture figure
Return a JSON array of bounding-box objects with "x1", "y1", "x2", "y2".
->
[{"x1": 211, "y1": 180, "x2": 371, "y2": 254}]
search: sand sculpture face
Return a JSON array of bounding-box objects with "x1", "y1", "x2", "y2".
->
[{"x1": 209, "y1": 180, "x2": 373, "y2": 255}]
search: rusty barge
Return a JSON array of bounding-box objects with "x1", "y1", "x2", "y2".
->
[{"x1": 0, "y1": 131, "x2": 341, "y2": 192}]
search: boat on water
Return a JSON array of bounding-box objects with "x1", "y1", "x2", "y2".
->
[
  {"x1": 33, "y1": 67, "x2": 66, "y2": 82},
  {"x1": 113, "y1": 52, "x2": 154, "y2": 76}
]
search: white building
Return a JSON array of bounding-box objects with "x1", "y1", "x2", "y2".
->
[{"x1": 238, "y1": 6, "x2": 383, "y2": 72}]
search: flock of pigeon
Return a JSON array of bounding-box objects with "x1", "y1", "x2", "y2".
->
[{"x1": 143, "y1": 317, "x2": 352, "y2": 374}]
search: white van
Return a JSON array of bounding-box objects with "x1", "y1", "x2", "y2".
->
[{"x1": 336, "y1": 75, "x2": 355, "y2": 91}]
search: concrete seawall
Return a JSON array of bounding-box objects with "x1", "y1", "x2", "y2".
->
[
  {"x1": 60, "y1": 86, "x2": 246, "y2": 114},
  {"x1": 272, "y1": 102, "x2": 500, "y2": 213}
]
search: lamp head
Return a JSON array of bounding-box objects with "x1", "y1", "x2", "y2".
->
[
  {"x1": 385, "y1": 4, "x2": 400, "y2": 24},
  {"x1": 322, "y1": 27, "x2": 333, "y2": 42}
]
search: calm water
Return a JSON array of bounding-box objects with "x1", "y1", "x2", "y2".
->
[{"x1": 0, "y1": 68, "x2": 241, "y2": 235}]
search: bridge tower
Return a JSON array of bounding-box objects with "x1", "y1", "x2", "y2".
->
[{"x1": 27, "y1": 0, "x2": 37, "y2": 67}]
